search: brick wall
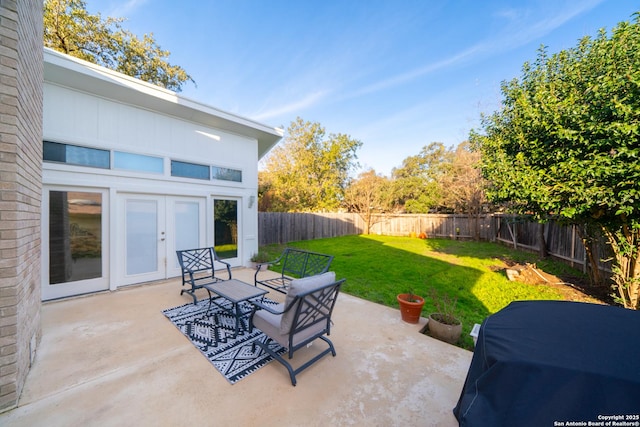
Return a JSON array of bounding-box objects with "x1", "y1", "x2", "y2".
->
[{"x1": 0, "y1": 0, "x2": 43, "y2": 412}]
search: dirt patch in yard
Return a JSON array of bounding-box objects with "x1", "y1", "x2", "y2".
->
[{"x1": 498, "y1": 261, "x2": 613, "y2": 305}]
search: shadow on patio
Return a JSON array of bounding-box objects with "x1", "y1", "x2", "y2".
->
[{"x1": 0, "y1": 269, "x2": 472, "y2": 426}]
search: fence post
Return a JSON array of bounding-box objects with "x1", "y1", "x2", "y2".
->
[
  {"x1": 506, "y1": 220, "x2": 517, "y2": 249},
  {"x1": 453, "y1": 215, "x2": 457, "y2": 240},
  {"x1": 571, "y1": 224, "x2": 576, "y2": 269}
]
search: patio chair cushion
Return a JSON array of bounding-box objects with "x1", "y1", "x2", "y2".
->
[
  {"x1": 253, "y1": 304, "x2": 327, "y2": 349},
  {"x1": 280, "y1": 271, "x2": 336, "y2": 334},
  {"x1": 253, "y1": 303, "x2": 284, "y2": 343}
]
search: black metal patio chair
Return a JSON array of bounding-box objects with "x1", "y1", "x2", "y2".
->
[
  {"x1": 249, "y1": 271, "x2": 344, "y2": 386},
  {"x1": 176, "y1": 247, "x2": 231, "y2": 304}
]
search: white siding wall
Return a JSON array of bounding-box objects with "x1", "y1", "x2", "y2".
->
[{"x1": 42, "y1": 82, "x2": 260, "y2": 291}]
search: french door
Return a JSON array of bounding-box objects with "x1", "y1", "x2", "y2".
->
[{"x1": 118, "y1": 194, "x2": 205, "y2": 285}]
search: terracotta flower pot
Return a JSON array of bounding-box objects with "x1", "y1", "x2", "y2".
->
[
  {"x1": 397, "y1": 293, "x2": 425, "y2": 324},
  {"x1": 427, "y1": 313, "x2": 462, "y2": 344}
]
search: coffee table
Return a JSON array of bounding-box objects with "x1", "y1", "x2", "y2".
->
[{"x1": 204, "y1": 279, "x2": 268, "y2": 338}]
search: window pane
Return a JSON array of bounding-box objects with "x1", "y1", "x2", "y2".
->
[
  {"x1": 66, "y1": 145, "x2": 110, "y2": 168},
  {"x1": 114, "y1": 151, "x2": 163, "y2": 173},
  {"x1": 49, "y1": 191, "x2": 102, "y2": 284},
  {"x1": 171, "y1": 160, "x2": 209, "y2": 180},
  {"x1": 43, "y1": 141, "x2": 110, "y2": 169},
  {"x1": 126, "y1": 200, "x2": 158, "y2": 275},
  {"x1": 214, "y1": 199, "x2": 237, "y2": 259},
  {"x1": 43, "y1": 141, "x2": 66, "y2": 162},
  {"x1": 212, "y1": 166, "x2": 242, "y2": 182},
  {"x1": 175, "y1": 202, "x2": 200, "y2": 251}
]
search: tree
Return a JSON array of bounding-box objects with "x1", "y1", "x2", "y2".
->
[
  {"x1": 44, "y1": 0, "x2": 194, "y2": 91},
  {"x1": 344, "y1": 169, "x2": 393, "y2": 234},
  {"x1": 440, "y1": 141, "x2": 488, "y2": 239},
  {"x1": 259, "y1": 117, "x2": 362, "y2": 212},
  {"x1": 471, "y1": 15, "x2": 640, "y2": 308},
  {"x1": 391, "y1": 142, "x2": 454, "y2": 213}
]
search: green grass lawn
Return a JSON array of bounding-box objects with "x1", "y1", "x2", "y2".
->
[{"x1": 260, "y1": 235, "x2": 589, "y2": 349}]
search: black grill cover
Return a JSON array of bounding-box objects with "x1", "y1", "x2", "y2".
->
[{"x1": 454, "y1": 300, "x2": 640, "y2": 426}]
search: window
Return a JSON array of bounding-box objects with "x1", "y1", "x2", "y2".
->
[
  {"x1": 171, "y1": 160, "x2": 210, "y2": 180},
  {"x1": 43, "y1": 141, "x2": 110, "y2": 169},
  {"x1": 212, "y1": 166, "x2": 242, "y2": 182},
  {"x1": 43, "y1": 141, "x2": 243, "y2": 185},
  {"x1": 114, "y1": 151, "x2": 163, "y2": 173},
  {"x1": 214, "y1": 199, "x2": 238, "y2": 259},
  {"x1": 49, "y1": 191, "x2": 103, "y2": 283}
]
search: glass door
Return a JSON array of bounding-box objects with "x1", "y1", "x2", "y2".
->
[
  {"x1": 42, "y1": 188, "x2": 109, "y2": 300},
  {"x1": 119, "y1": 194, "x2": 166, "y2": 285}
]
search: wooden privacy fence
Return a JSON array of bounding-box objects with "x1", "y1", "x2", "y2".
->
[
  {"x1": 258, "y1": 212, "x2": 363, "y2": 245},
  {"x1": 258, "y1": 213, "x2": 495, "y2": 244},
  {"x1": 258, "y1": 212, "x2": 612, "y2": 277},
  {"x1": 494, "y1": 215, "x2": 612, "y2": 275}
]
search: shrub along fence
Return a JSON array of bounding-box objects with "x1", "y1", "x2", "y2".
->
[{"x1": 259, "y1": 212, "x2": 611, "y2": 277}]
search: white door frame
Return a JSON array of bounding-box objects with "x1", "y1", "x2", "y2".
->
[
  {"x1": 41, "y1": 185, "x2": 110, "y2": 301},
  {"x1": 118, "y1": 194, "x2": 166, "y2": 285}
]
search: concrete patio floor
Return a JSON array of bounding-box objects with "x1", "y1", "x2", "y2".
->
[{"x1": 0, "y1": 269, "x2": 472, "y2": 426}]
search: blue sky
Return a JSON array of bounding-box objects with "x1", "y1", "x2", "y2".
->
[{"x1": 87, "y1": 0, "x2": 637, "y2": 176}]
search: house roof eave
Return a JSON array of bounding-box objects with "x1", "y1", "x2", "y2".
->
[{"x1": 43, "y1": 48, "x2": 283, "y2": 157}]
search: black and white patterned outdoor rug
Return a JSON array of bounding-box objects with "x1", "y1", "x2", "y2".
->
[{"x1": 162, "y1": 297, "x2": 285, "y2": 384}]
